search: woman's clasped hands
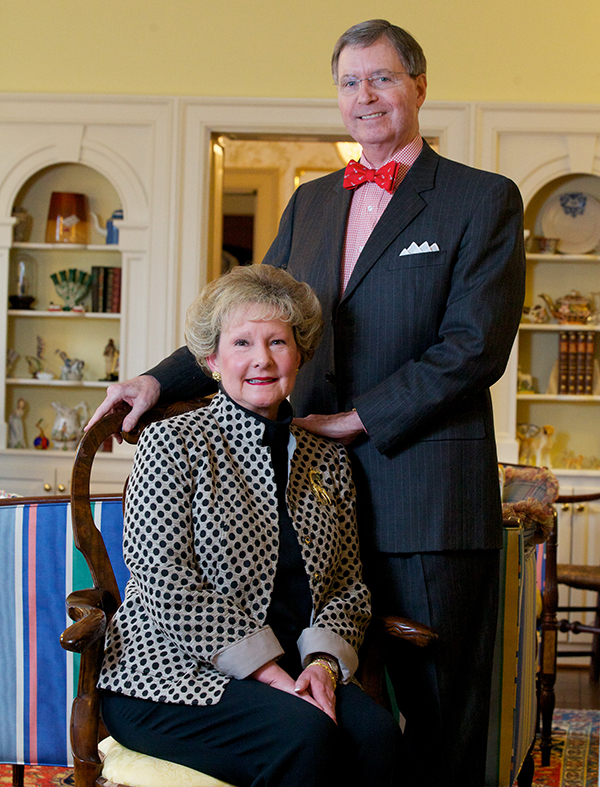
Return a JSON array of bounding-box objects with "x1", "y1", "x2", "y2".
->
[{"x1": 250, "y1": 659, "x2": 338, "y2": 723}]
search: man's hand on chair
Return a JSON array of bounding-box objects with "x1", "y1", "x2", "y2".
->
[{"x1": 85, "y1": 375, "x2": 161, "y2": 441}]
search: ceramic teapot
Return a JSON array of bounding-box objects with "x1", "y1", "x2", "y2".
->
[
  {"x1": 50, "y1": 401, "x2": 88, "y2": 450},
  {"x1": 538, "y1": 290, "x2": 591, "y2": 324},
  {"x1": 91, "y1": 209, "x2": 123, "y2": 245}
]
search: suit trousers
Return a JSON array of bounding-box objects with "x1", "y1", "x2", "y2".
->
[
  {"x1": 367, "y1": 549, "x2": 500, "y2": 787},
  {"x1": 101, "y1": 679, "x2": 403, "y2": 787}
]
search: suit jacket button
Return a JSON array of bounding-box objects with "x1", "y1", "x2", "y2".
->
[{"x1": 325, "y1": 372, "x2": 335, "y2": 383}]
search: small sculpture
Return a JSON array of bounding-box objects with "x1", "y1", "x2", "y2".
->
[
  {"x1": 25, "y1": 336, "x2": 48, "y2": 379},
  {"x1": 50, "y1": 401, "x2": 88, "y2": 450},
  {"x1": 6, "y1": 348, "x2": 20, "y2": 378},
  {"x1": 517, "y1": 366, "x2": 535, "y2": 393},
  {"x1": 102, "y1": 339, "x2": 119, "y2": 381},
  {"x1": 33, "y1": 420, "x2": 50, "y2": 450},
  {"x1": 12, "y1": 206, "x2": 33, "y2": 242},
  {"x1": 50, "y1": 268, "x2": 91, "y2": 310},
  {"x1": 8, "y1": 398, "x2": 27, "y2": 448},
  {"x1": 535, "y1": 425, "x2": 555, "y2": 468},
  {"x1": 56, "y1": 349, "x2": 85, "y2": 381},
  {"x1": 522, "y1": 303, "x2": 550, "y2": 324},
  {"x1": 9, "y1": 252, "x2": 37, "y2": 309},
  {"x1": 517, "y1": 423, "x2": 555, "y2": 467}
]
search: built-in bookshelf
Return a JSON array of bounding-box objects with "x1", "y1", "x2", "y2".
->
[{"x1": 516, "y1": 250, "x2": 600, "y2": 470}]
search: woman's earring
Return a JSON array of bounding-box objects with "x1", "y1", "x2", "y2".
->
[{"x1": 212, "y1": 371, "x2": 221, "y2": 382}]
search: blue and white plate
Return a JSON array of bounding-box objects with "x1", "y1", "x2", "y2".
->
[{"x1": 540, "y1": 191, "x2": 600, "y2": 254}]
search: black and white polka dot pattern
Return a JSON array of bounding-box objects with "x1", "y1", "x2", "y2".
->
[{"x1": 98, "y1": 392, "x2": 370, "y2": 706}]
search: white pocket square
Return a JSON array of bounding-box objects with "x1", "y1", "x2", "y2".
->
[{"x1": 399, "y1": 241, "x2": 440, "y2": 256}]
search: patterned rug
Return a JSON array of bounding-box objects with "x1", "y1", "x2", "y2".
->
[
  {"x1": 531, "y1": 708, "x2": 599, "y2": 787},
  {"x1": 0, "y1": 765, "x2": 73, "y2": 785}
]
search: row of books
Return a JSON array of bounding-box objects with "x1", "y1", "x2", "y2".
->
[
  {"x1": 90, "y1": 266, "x2": 121, "y2": 313},
  {"x1": 558, "y1": 330, "x2": 596, "y2": 395}
]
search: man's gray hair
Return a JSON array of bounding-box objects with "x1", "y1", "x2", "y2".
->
[{"x1": 331, "y1": 19, "x2": 427, "y2": 82}]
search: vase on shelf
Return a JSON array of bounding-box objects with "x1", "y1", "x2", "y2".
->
[
  {"x1": 11, "y1": 206, "x2": 33, "y2": 242},
  {"x1": 45, "y1": 191, "x2": 89, "y2": 244}
]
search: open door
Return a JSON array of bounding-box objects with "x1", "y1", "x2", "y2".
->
[{"x1": 207, "y1": 137, "x2": 224, "y2": 283}]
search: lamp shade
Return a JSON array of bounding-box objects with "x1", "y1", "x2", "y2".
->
[{"x1": 45, "y1": 192, "x2": 89, "y2": 244}]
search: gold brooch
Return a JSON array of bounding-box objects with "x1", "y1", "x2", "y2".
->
[{"x1": 308, "y1": 470, "x2": 332, "y2": 506}]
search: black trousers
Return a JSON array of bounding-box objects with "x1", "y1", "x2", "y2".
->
[
  {"x1": 101, "y1": 679, "x2": 403, "y2": 787},
  {"x1": 367, "y1": 549, "x2": 500, "y2": 787}
]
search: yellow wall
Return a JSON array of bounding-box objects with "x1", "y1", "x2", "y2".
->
[{"x1": 2, "y1": 0, "x2": 600, "y2": 104}]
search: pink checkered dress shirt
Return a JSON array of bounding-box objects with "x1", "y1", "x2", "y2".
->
[{"x1": 340, "y1": 135, "x2": 424, "y2": 294}]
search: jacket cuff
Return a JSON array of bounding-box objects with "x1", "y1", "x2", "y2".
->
[
  {"x1": 298, "y1": 627, "x2": 359, "y2": 683},
  {"x1": 212, "y1": 627, "x2": 284, "y2": 680}
]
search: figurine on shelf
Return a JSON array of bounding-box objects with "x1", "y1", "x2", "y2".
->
[
  {"x1": 50, "y1": 401, "x2": 88, "y2": 450},
  {"x1": 50, "y1": 268, "x2": 91, "y2": 310},
  {"x1": 566, "y1": 454, "x2": 584, "y2": 470},
  {"x1": 6, "y1": 348, "x2": 20, "y2": 378},
  {"x1": 535, "y1": 425, "x2": 555, "y2": 468},
  {"x1": 11, "y1": 206, "x2": 33, "y2": 243},
  {"x1": 517, "y1": 366, "x2": 536, "y2": 393},
  {"x1": 9, "y1": 252, "x2": 37, "y2": 309},
  {"x1": 56, "y1": 349, "x2": 85, "y2": 381},
  {"x1": 522, "y1": 302, "x2": 550, "y2": 324},
  {"x1": 25, "y1": 356, "x2": 43, "y2": 377},
  {"x1": 8, "y1": 397, "x2": 27, "y2": 449},
  {"x1": 102, "y1": 339, "x2": 119, "y2": 381},
  {"x1": 517, "y1": 422, "x2": 541, "y2": 466},
  {"x1": 588, "y1": 292, "x2": 600, "y2": 325},
  {"x1": 33, "y1": 419, "x2": 50, "y2": 450},
  {"x1": 25, "y1": 335, "x2": 50, "y2": 379}
]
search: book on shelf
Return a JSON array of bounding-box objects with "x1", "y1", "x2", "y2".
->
[
  {"x1": 558, "y1": 330, "x2": 568, "y2": 394},
  {"x1": 557, "y1": 328, "x2": 596, "y2": 395},
  {"x1": 90, "y1": 266, "x2": 122, "y2": 314}
]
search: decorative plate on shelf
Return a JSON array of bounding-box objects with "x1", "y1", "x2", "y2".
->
[{"x1": 540, "y1": 191, "x2": 600, "y2": 254}]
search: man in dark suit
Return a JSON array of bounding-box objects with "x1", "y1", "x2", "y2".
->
[{"x1": 88, "y1": 20, "x2": 525, "y2": 786}]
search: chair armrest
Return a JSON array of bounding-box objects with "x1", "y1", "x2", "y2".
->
[
  {"x1": 357, "y1": 615, "x2": 437, "y2": 708},
  {"x1": 376, "y1": 614, "x2": 438, "y2": 648},
  {"x1": 60, "y1": 588, "x2": 114, "y2": 654}
]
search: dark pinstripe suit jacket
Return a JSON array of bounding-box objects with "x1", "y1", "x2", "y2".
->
[{"x1": 150, "y1": 142, "x2": 526, "y2": 555}]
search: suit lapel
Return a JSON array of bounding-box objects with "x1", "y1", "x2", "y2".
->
[
  {"x1": 322, "y1": 172, "x2": 352, "y2": 293},
  {"x1": 341, "y1": 142, "x2": 439, "y2": 303}
]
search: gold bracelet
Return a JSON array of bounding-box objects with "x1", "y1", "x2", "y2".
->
[{"x1": 309, "y1": 658, "x2": 338, "y2": 691}]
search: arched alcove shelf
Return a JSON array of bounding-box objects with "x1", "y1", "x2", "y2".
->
[
  {"x1": 12, "y1": 162, "x2": 122, "y2": 245},
  {"x1": 0, "y1": 134, "x2": 149, "y2": 232}
]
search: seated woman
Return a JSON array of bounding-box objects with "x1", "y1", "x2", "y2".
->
[{"x1": 99, "y1": 264, "x2": 403, "y2": 787}]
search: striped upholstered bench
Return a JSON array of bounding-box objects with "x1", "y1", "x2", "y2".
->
[{"x1": 0, "y1": 495, "x2": 127, "y2": 777}]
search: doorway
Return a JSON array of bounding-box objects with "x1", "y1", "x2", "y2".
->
[{"x1": 208, "y1": 133, "x2": 359, "y2": 281}]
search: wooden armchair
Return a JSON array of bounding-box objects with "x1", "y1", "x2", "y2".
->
[
  {"x1": 60, "y1": 402, "x2": 437, "y2": 787},
  {"x1": 538, "y1": 488, "x2": 600, "y2": 768}
]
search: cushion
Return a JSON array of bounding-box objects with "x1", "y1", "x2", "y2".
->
[
  {"x1": 99, "y1": 737, "x2": 237, "y2": 787},
  {"x1": 499, "y1": 465, "x2": 559, "y2": 544}
]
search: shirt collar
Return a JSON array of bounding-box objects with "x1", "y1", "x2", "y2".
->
[{"x1": 361, "y1": 134, "x2": 423, "y2": 192}]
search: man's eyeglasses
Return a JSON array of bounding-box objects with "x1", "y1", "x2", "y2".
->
[{"x1": 335, "y1": 71, "x2": 410, "y2": 96}]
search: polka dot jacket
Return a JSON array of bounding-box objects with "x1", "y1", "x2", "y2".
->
[{"x1": 98, "y1": 392, "x2": 371, "y2": 706}]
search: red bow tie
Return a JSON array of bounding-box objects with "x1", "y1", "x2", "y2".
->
[{"x1": 343, "y1": 159, "x2": 398, "y2": 193}]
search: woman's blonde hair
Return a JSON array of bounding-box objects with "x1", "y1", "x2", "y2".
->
[{"x1": 185, "y1": 264, "x2": 323, "y2": 374}]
